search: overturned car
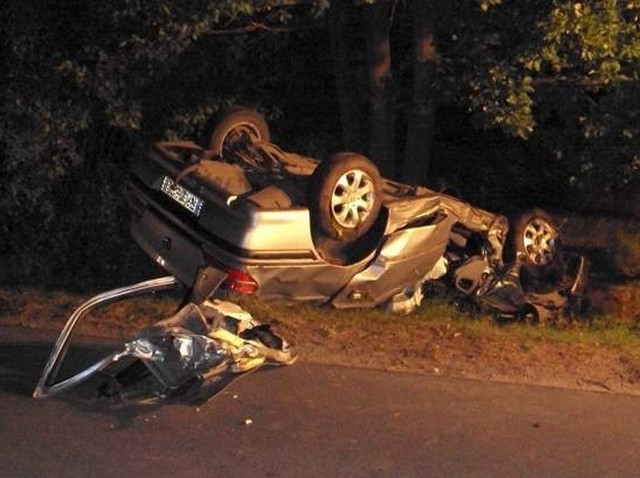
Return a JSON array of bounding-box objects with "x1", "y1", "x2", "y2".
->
[
  {"x1": 128, "y1": 107, "x2": 586, "y2": 321},
  {"x1": 34, "y1": 107, "x2": 587, "y2": 403}
]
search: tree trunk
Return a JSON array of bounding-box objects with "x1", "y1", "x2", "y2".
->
[
  {"x1": 329, "y1": 3, "x2": 367, "y2": 153},
  {"x1": 363, "y1": 0, "x2": 396, "y2": 178},
  {"x1": 401, "y1": 0, "x2": 440, "y2": 184}
]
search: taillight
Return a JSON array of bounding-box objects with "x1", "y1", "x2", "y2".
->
[{"x1": 222, "y1": 268, "x2": 258, "y2": 294}]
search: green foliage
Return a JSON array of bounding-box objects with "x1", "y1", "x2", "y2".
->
[
  {"x1": 448, "y1": 1, "x2": 640, "y2": 137},
  {"x1": 434, "y1": 0, "x2": 639, "y2": 206},
  {"x1": 468, "y1": 65, "x2": 536, "y2": 138},
  {"x1": 477, "y1": 0, "x2": 503, "y2": 12},
  {"x1": 524, "y1": 1, "x2": 640, "y2": 196},
  {"x1": 532, "y1": 0, "x2": 640, "y2": 81},
  {"x1": 0, "y1": 0, "x2": 325, "y2": 287},
  {"x1": 1, "y1": 0, "x2": 639, "y2": 287}
]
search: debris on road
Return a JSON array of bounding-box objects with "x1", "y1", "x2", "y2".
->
[{"x1": 33, "y1": 280, "x2": 294, "y2": 404}]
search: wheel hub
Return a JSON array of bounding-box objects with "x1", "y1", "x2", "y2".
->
[
  {"x1": 522, "y1": 218, "x2": 556, "y2": 265},
  {"x1": 331, "y1": 169, "x2": 375, "y2": 229}
]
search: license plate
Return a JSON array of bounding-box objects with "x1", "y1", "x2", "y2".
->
[{"x1": 160, "y1": 176, "x2": 204, "y2": 216}]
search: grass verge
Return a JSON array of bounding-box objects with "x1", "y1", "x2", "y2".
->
[{"x1": 1, "y1": 286, "x2": 639, "y2": 394}]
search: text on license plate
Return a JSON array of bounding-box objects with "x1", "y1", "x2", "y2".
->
[{"x1": 160, "y1": 176, "x2": 204, "y2": 216}]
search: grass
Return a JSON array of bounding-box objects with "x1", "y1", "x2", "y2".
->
[
  {"x1": 4, "y1": 285, "x2": 637, "y2": 339},
  {"x1": 2, "y1": 286, "x2": 638, "y2": 351},
  {"x1": 232, "y1": 293, "x2": 640, "y2": 357}
]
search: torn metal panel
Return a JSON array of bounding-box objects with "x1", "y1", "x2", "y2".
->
[
  {"x1": 331, "y1": 217, "x2": 455, "y2": 308},
  {"x1": 33, "y1": 280, "x2": 294, "y2": 402},
  {"x1": 33, "y1": 276, "x2": 180, "y2": 399},
  {"x1": 383, "y1": 187, "x2": 506, "y2": 235},
  {"x1": 383, "y1": 188, "x2": 509, "y2": 265}
]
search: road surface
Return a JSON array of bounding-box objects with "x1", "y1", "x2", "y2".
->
[{"x1": 1, "y1": 327, "x2": 639, "y2": 477}]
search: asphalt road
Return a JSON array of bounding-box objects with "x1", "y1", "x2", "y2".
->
[{"x1": 1, "y1": 327, "x2": 640, "y2": 477}]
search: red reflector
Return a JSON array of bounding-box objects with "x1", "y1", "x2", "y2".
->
[{"x1": 223, "y1": 268, "x2": 258, "y2": 294}]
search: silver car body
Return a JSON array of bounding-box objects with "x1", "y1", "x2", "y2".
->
[{"x1": 129, "y1": 141, "x2": 510, "y2": 310}]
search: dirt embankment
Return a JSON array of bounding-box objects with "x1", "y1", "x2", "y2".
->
[
  {"x1": 556, "y1": 213, "x2": 639, "y2": 322},
  {"x1": 2, "y1": 286, "x2": 640, "y2": 397}
]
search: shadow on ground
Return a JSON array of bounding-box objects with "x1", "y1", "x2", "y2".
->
[{"x1": 0, "y1": 340, "x2": 118, "y2": 398}]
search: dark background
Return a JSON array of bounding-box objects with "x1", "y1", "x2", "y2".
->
[{"x1": 1, "y1": 1, "x2": 638, "y2": 290}]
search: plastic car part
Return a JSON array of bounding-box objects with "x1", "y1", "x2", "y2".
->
[
  {"x1": 222, "y1": 268, "x2": 259, "y2": 294},
  {"x1": 208, "y1": 107, "x2": 271, "y2": 157},
  {"x1": 182, "y1": 160, "x2": 253, "y2": 196},
  {"x1": 113, "y1": 301, "x2": 294, "y2": 394},
  {"x1": 245, "y1": 185, "x2": 292, "y2": 209},
  {"x1": 385, "y1": 281, "x2": 425, "y2": 314},
  {"x1": 454, "y1": 256, "x2": 491, "y2": 294},
  {"x1": 309, "y1": 152, "x2": 383, "y2": 242}
]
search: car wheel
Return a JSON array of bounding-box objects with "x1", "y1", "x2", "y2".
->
[
  {"x1": 309, "y1": 153, "x2": 382, "y2": 242},
  {"x1": 511, "y1": 209, "x2": 563, "y2": 286},
  {"x1": 208, "y1": 107, "x2": 270, "y2": 157}
]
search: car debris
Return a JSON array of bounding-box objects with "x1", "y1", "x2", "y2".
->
[{"x1": 33, "y1": 277, "x2": 294, "y2": 403}]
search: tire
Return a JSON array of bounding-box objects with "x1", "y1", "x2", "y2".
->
[
  {"x1": 207, "y1": 107, "x2": 270, "y2": 157},
  {"x1": 309, "y1": 152, "x2": 382, "y2": 242},
  {"x1": 510, "y1": 209, "x2": 563, "y2": 287}
]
